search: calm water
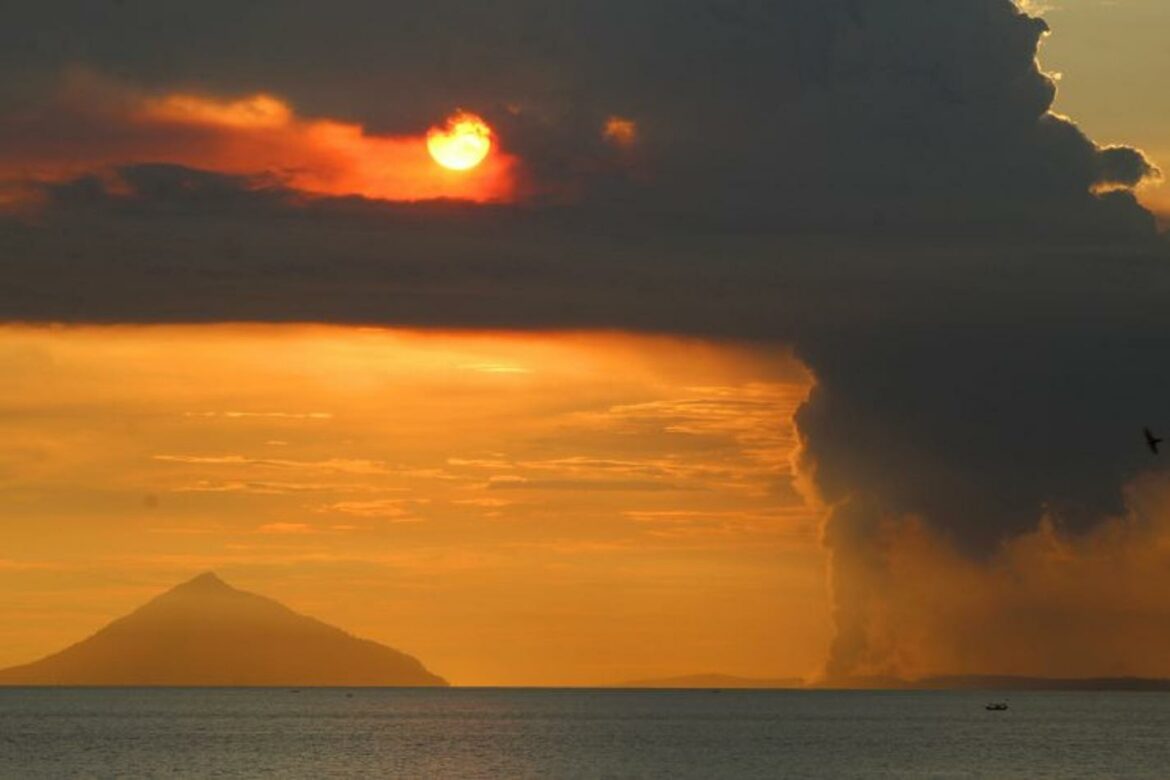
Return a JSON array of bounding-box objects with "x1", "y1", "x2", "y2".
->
[{"x1": 2, "y1": 688, "x2": 1169, "y2": 778}]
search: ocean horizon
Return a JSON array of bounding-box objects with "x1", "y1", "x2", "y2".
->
[{"x1": 4, "y1": 687, "x2": 1169, "y2": 777}]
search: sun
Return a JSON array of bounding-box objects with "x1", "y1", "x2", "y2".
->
[{"x1": 427, "y1": 111, "x2": 493, "y2": 171}]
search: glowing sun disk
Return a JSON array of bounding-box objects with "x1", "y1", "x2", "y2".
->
[{"x1": 427, "y1": 112, "x2": 493, "y2": 171}]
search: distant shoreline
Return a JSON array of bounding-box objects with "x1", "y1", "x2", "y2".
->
[{"x1": 619, "y1": 673, "x2": 1170, "y2": 691}]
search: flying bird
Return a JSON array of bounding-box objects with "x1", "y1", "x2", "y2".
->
[{"x1": 1145, "y1": 427, "x2": 1163, "y2": 455}]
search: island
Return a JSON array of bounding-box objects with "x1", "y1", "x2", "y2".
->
[{"x1": 0, "y1": 572, "x2": 447, "y2": 687}]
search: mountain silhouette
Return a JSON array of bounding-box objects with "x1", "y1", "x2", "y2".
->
[{"x1": 0, "y1": 572, "x2": 447, "y2": 686}]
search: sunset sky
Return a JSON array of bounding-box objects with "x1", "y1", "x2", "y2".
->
[
  {"x1": 2, "y1": 1, "x2": 1170, "y2": 686},
  {"x1": 0, "y1": 327, "x2": 825, "y2": 684}
]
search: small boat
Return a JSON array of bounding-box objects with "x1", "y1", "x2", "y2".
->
[{"x1": 985, "y1": 702, "x2": 1008, "y2": 711}]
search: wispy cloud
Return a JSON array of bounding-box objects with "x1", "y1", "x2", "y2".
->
[
  {"x1": 171, "y1": 479, "x2": 368, "y2": 495},
  {"x1": 458, "y1": 363, "x2": 532, "y2": 375},
  {"x1": 447, "y1": 457, "x2": 514, "y2": 470},
  {"x1": 256, "y1": 522, "x2": 315, "y2": 535},
  {"x1": 452, "y1": 498, "x2": 514, "y2": 508},
  {"x1": 317, "y1": 498, "x2": 429, "y2": 521},
  {"x1": 154, "y1": 454, "x2": 396, "y2": 476},
  {"x1": 485, "y1": 474, "x2": 694, "y2": 492},
  {"x1": 183, "y1": 411, "x2": 333, "y2": 420}
]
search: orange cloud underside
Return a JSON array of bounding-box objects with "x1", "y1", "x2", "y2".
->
[
  {"x1": 603, "y1": 116, "x2": 638, "y2": 148},
  {"x1": 4, "y1": 90, "x2": 517, "y2": 203}
]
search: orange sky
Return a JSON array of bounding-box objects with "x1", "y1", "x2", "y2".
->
[
  {"x1": 0, "y1": 75, "x2": 517, "y2": 204},
  {"x1": 1040, "y1": 0, "x2": 1170, "y2": 225},
  {"x1": 0, "y1": 325, "x2": 830, "y2": 685}
]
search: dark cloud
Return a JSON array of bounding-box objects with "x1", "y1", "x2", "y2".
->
[
  {"x1": 3, "y1": 1, "x2": 1170, "y2": 677},
  {"x1": 1, "y1": 2, "x2": 1160, "y2": 229},
  {"x1": 1095, "y1": 145, "x2": 1159, "y2": 188}
]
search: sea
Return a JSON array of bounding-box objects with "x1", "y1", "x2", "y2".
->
[{"x1": 2, "y1": 688, "x2": 1169, "y2": 778}]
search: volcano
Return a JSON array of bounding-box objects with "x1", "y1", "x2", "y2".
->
[{"x1": 0, "y1": 572, "x2": 447, "y2": 686}]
